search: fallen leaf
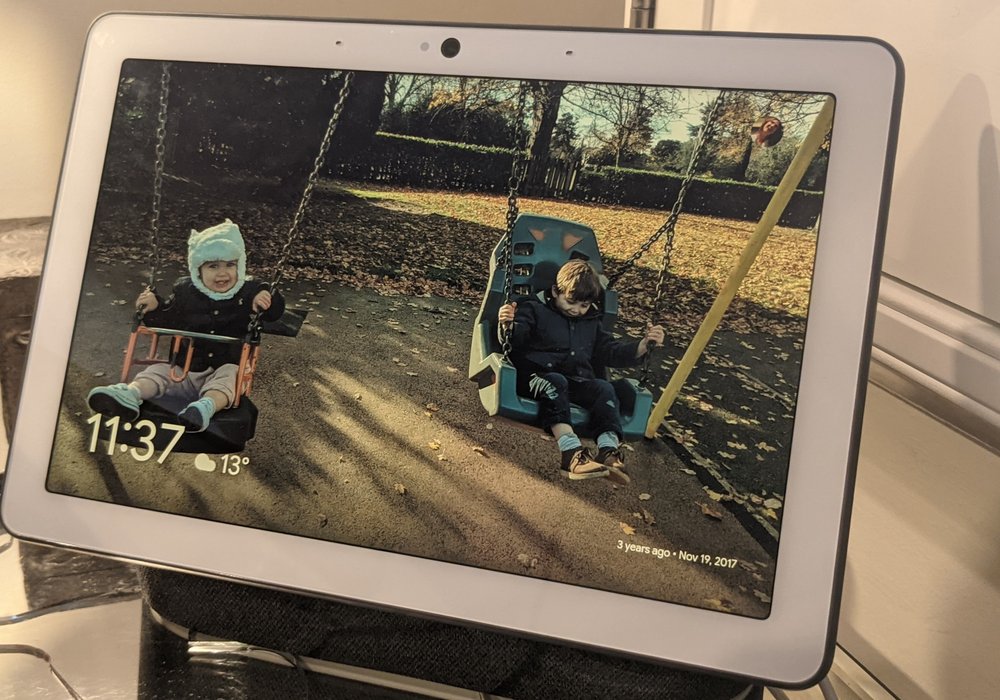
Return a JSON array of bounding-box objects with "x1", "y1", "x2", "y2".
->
[
  {"x1": 516, "y1": 553, "x2": 538, "y2": 569},
  {"x1": 406, "y1": 371, "x2": 418, "y2": 377},
  {"x1": 641, "y1": 508, "x2": 656, "y2": 525},
  {"x1": 353, "y1": 392, "x2": 362, "y2": 400},
  {"x1": 679, "y1": 468, "x2": 696, "y2": 475},
  {"x1": 703, "y1": 598, "x2": 735, "y2": 613},
  {"x1": 697, "y1": 501, "x2": 724, "y2": 520},
  {"x1": 425, "y1": 402, "x2": 440, "y2": 412},
  {"x1": 753, "y1": 590, "x2": 772, "y2": 604},
  {"x1": 485, "y1": 423, "x2": 494, "y2": 430},
  {"x1": 93, "y1": 371, "x2": 106, "y2": 378},
  {"x1": 318, "y1": 514, "x2": 328, "y2": 527},
  {"x1": 427, "y1": 441, "x2": 441, "y2": 450},
  {"x1": 763, "y1": 498, "x2": 783, "y2": 510},
  {"x1": 638, "y1": 493, "x2": 652, "y2": 501},
  {"x1": 756, "y1": 441, "x2": 778, "y2": 452},
  {"x1": 761, "y1": 508, "x2": 778, "y2": 520},
  {"x1": 749, "y1": 494, "x2": 764, "y2": 505},
  {"x1": 446, "y1": 366, "x2": 459, "y2": 373},
  {"x1": 718, "y1": 451, "x2": 736, "y2": 460},
  {"x1": 726, "y1": 441, "x2": 747, "y2": 450},
  {"x1": 705, "y1": 489, "x2": 725, "y2": 502},
  {"x1": 619, "y1": 522, "x2": 636, "y2": 536},
  {"x1": 394, "y1": 483, "x2": 407, "y2": 495},
  {"x1": 472, "y1": 446, "x2": 488, "y2": 457}
]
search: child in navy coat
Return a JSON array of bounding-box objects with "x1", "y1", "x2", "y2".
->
[{"x1": 498, "y1": 260, "x2": 664, "y2": 483}]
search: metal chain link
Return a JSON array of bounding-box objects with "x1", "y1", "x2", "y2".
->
[
  {"x1": 635, "y1": 90, "x2": 727, "y2": 383},
  {"x1": 499, "y1": 82, "x2": 529, "y2": 361},
  {"x1": 268, "y1": 71, "x2": 354, "y2": 297},
  {"x1": 147, "y1": 62, "x2": 172, "y2": 291},
  {"x1": 608, "y1": 90, "x2": 727, "y2": 290}
]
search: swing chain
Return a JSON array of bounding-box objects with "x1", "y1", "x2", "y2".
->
[
  {"x1": 268, "y1": 71, "x2": 354, "y2": 298},
  {"x1": 634, "y1": 91, "x2": 727, "y2": 384},
  {"x1": 147, "y1": 62, "x2": 172, "y2": 292},
  {"x1": 499, "y1": 82, "x2": 529, "y2": 361},
  {"x1": 607, "y1": 90, "x2": 727, "y2": 290}
]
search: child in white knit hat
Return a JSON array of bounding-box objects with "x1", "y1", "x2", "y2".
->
[{"x1": 87, "y1": 219, "x2": 285, "y2": 432}]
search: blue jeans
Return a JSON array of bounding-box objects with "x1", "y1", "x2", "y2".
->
[{"x1": 522, "y1": 371, "x2": 623, "y2": 440}]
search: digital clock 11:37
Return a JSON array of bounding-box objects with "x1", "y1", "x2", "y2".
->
[{"x1": 86, "y1": 414, "x2": 186, "y2": 464}]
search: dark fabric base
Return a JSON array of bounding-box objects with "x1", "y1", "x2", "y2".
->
[{"x1": 140, "y1": 567, "x2": 759, "y2": 699}]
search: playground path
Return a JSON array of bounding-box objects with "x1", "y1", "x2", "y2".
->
[
  {"x1": 85, "y1": 183, "x2": 807, "y2": 544},
  {"x1": 50, "y1": 261, "x2": 776, "y2": 617}
]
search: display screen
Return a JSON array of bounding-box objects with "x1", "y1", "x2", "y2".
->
[{"x1": 47, "y1": 60, "x2": 833, "y2": 618}]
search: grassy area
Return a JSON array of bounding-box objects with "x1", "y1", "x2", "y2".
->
[{"x1": 341, "y1": 182, "x2": 817, "y2": 318}]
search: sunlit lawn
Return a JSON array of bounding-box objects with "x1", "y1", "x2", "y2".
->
[{"x1": 340, "y1": 182, "x2": 816, "y2": 318}]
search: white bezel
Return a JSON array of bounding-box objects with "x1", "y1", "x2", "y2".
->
[{"x1": 1, "y1": 14, "x2": 901, "y2": 687}]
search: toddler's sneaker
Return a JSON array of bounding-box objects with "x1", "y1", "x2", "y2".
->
[
  {"x1": 177, "y1": 398, "x2": 215, "y2": 433},
  {"x1": 87, "y1": 383, "x2": 141, "y2": 421},
  {"x1": 560, "y1": 447, "x2": 609, "y2": 480},
  {"x1": 596, "y1": 446, "x2": 630, "y2": 485}
]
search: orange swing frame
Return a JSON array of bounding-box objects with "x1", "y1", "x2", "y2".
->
[{"x1": 120, "y1": 325, "x2": 260, "y2": 408}]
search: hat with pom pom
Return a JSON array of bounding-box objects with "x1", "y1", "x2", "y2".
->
[{"x1": 188, "y1": 219, "x2": 246, "y2": 300}]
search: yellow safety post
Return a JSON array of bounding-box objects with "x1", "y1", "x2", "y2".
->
[{"x1": 644, "y1": 97, "x2": 835, "y2": 438}]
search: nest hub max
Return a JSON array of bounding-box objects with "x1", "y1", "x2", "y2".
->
[{"x1": 2, "y1": 13, "x2": 901, "y2": 687}]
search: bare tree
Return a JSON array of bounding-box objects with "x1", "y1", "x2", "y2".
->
[
  {"x1": 383, "y1": 74, "x2": 436, "y2": 115},
  {"x1": 564, "y1": 84, "x2": 681, "y2": 168}
]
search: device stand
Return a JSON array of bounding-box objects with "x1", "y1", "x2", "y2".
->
[{"x1": 139, "y1": 567, "x2": 761, "y2": 699}]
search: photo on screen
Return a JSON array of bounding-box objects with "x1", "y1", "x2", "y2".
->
[{"x1": 46, "y1": 60, "x2": 833, "y2": 619}]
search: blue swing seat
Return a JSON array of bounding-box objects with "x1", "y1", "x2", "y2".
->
[{"x1": 468, "y1": 213, "x2": 652, "y2": 440}]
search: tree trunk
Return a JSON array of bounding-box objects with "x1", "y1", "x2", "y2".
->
[
  {"x1": 734, "y1": 140, "x2": 753, "y2": 181},
  {"x1": 528, "y1": 80, "x2": 567, "y2": 158},
  {"x1": 329, "y1": 72, "x2": 389, "y2": 164}
]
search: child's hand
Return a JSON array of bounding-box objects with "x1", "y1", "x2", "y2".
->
[
  {"x1": 136, "y1": 288, "x2": 158, "y2": 312},
  {"x1": 637, "y1": 323, "x2": 665, "y2": 357},
  {"x1": 498, "y1": 302, "x2": 517, "y2": 326},
  {"x1": 252, "y1": 290, "x2": 273, "y2": 312}
]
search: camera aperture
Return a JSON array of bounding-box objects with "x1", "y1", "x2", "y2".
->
[{"x1": 440, "y1": 37, "x2": 461, "y2": 58}]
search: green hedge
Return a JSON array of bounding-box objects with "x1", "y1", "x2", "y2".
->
[
  {"x1": 331, "y1": 132, "x2": 515, "y2": 191},
  {"x1": 570, "y1": 167, "x2": 822, "y2": 228},
  {"x1": 331, "y1": 133, "x2": 822, "y2": 228}
]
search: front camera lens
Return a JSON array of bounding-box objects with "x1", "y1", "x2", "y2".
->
[{"x1": 441, "y1": 37, "x2": 461, "y2": 58}]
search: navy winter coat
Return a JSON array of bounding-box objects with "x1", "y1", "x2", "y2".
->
[
  {"x1": 505, "y1": 290, "x2": 641, "y2": 380},
  {"x1": 143, "y1": 277, "x2": 285, "y2": 372}
]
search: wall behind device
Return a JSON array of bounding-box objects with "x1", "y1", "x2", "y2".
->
[{"x1": 0, "y1": 0, "x2": 624, "y2": 220}]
